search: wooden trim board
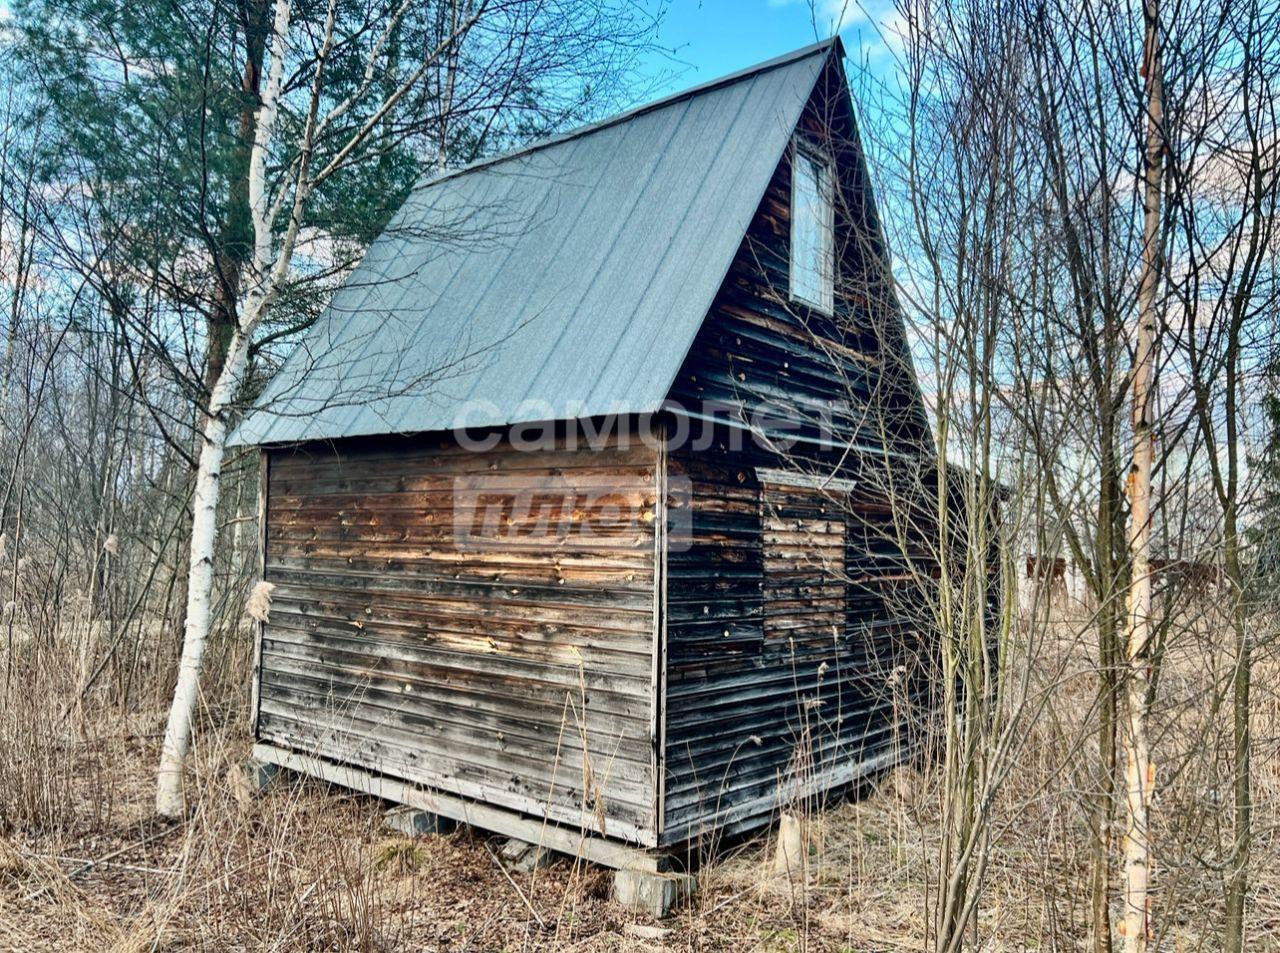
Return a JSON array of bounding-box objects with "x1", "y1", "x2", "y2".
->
[
  {"x1": 252, "y1": 742, "x2": 671, "y2": 872},
  {"x1": 250, "y1": 451, "x2": 268, "y2": 737},
  {"x1": 651, "y1": 422, "x2": 668, "y2": 841}
]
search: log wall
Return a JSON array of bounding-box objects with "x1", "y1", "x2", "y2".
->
[
  {"x1": 658, "y1": 60, "x2": 937, "y2": 846},
  {"x1": 257, "y1": 430, "x2": 661, "y2": 846}
]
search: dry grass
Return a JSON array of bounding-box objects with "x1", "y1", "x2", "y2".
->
[{"x1": 1, "y1": 599, "x2": 1277, "y2": 952}]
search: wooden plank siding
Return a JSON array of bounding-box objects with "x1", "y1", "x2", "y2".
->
[
  {"x1": 761, "y1": 480, "x2": 847, "y2": 643},
  {"x1": 257, "y1": 430, "x2": 662, "y2": 846},
  {"x1": 660, "y1": 447, "x2": 934, "y2": 845},
  {"x1": 656, "y1": 62, "x2": 936, "y2": 847}
]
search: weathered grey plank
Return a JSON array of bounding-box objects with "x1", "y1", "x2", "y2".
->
[{"x1": 258, "y1": 429, "x2": 660, "y2": 845}]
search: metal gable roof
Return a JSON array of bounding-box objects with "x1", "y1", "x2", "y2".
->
[{"x1": 232, "y1": 40, "x2": 837, "y2": 446}]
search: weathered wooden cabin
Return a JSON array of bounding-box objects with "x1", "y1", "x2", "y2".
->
[{"x1": 234, "y1": 39, "x2": 938, "y2": 881}]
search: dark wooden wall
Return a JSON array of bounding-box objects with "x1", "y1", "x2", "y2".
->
[
  {"x1": 660, "y1": 446, "x2": 934, "y2": 846},
  {"x1": 664, "y1": 58, "x2": 930, "y2": 457},
  {"x1": 658, "y1": 60, "x2": 938, "y2": 847},
  {"x1": 257, "y1": 429, "x2": 662, "y2": 846}
]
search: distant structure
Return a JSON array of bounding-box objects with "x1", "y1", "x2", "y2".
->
[
  {"x1": 233, "y1": 39, "x2": 950, "y2": 908},
  {"x1": 1019, "y1": 553, "x2": 1086, "y2": 608},
  {"x1": 1015, "y1": 545, "x2": 1224, "y2": 617}
]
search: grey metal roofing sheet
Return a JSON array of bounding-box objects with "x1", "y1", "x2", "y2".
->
[{"x1": 233, "y1": 40, "x2": 836, "y2": 446}]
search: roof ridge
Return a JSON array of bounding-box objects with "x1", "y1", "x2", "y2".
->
[{"x1": 414, "y1": 37, "x2": 840, "y2": 192}]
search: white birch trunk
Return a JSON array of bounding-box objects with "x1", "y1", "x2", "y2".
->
[
  {"x1": 152, "y1": 0, "x2": 474, "y2": 817},
  {"x1": 154, "y1": 0, "x2": 292, "y2": 818},
  {"x1": 155, "y1": 332, "x2": 251, "y2": 816},
  {"x1": 1120, "y1": 1, "x2": 1163, "y2": 947}
]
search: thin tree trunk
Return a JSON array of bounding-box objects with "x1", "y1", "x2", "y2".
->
[
  {"x1": 1120, "y1": 1, "x2": 1163, "y2": 947},
  {"x1": 155, "y1": 329, "x2": 252, "y2": 816},
  {"x1": 1222, "y1": 515, "x2": 1251, "y2": 952},
  {"x1": 1092, "y1": 422, "x2": 1123, "y2": 953},
  {"x1": 154, "y1": 0, "x2": 292, "y2": 818},
  {"x1": 1091, "y1": 572, "x2": 1117, "y2": 953},
  {"x1": 205, "y1": 0, "x2": 270, "y2": 393},
  {"x1": 435, "y1": 0, "x2": 463, "y2": 172},
  {"x1": 1218, "y1": 279, "x2": 1251, "y2": 950}
]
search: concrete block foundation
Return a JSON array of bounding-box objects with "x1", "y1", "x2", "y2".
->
[
  {"x1": 383, "y1": 804, "x2": 457, "y2": 837},
  {"x1": 613, "y1": 869, "x2": 697, "y2": 918}
]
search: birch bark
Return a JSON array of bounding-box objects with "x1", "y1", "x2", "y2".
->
[
  {"x1": 154, "y1": 0, "x2": 292, "y2": 817},
  {"x1": 1119, "y1": 0, "x2": 1163, "y2": 945}
]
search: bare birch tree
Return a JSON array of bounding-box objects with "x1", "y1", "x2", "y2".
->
[
  {"x1": 1117, "y1": 0, "x2": 1163, "y2": 947},
  {"x1": 1016, "y1": 6, "x2": 1144, "y2": 942},
  {"x1": 1160, "y1": 2, "x2": 1280, "y2": 944}
]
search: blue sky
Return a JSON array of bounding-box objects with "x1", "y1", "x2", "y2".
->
[
  {"x1": 639, "y1": 0, "x2": 903, "y2": 97},
  {"x1": 0, "y1": 0, "x2": 904, "y2": 104}
]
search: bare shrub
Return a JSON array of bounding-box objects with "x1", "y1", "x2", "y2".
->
[{"x1": 0, "y1": 625, "x2": 120, "y2": 836}]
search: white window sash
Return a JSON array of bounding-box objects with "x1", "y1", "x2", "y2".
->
[{"x1": 789, "y1": 144, "x2": 835, "y2": 313}]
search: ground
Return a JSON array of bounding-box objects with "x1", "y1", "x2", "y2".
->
[
  {"x1": 0, "y1": 719, "x2": 937, "y2": 952},
  {"x1": 2, "y1": 608, "x2": 1279, "y2": 951},
  {"x1": 3, "y1": 714, "x2": 1276, "y2": 952}
]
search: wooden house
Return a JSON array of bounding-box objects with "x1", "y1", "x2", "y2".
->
[{"x1": 233, "y1": 39, "x2": 939, "y2": 876}]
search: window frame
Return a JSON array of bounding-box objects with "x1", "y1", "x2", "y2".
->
[{"x1": 788, "y1": 140, "x2": 836, "y2": 315}]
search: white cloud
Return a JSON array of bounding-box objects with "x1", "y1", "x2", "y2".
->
[{"x1": 767, "y1": 0, "x2": 907, "y2": 65}]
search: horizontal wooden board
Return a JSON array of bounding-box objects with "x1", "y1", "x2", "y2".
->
[
  {"x1": 257, "y1": 429, "x2": 659, "y2": 843},
  {"x1": 254, "y1": 743, "x2": 666, "y2": 856}
]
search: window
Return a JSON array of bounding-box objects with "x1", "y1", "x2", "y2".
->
[{"x1": 789, "y1": 144, "x2": 835, "y2": 313}]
